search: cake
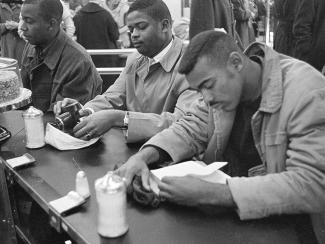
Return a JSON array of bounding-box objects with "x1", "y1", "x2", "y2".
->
[{"x1": 0, "y1": 70, "x2": 20, "y2": 103}]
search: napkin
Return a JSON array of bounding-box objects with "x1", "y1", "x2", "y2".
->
[
  {"x1": 45, "y1": 123, "x2": 100, "y2": 150},
  {"x1": 149, "y1": 161, "x2": 230, "y2": 195}
]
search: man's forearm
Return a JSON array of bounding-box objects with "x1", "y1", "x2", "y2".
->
[
  {"x1": 199, "y1": 182, "x2": 236, "y2": 208},
  {"x1": 135, "y1": 146, "x2": 162, "y2": 166}
]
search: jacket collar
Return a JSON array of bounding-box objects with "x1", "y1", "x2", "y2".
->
[
  {"x1": 156, "y1": 37, "x2": 184, "y2": 72},
  {"x1": 244, "y1": 42, "x2": 283, "y2": 114},
  {"x1": 27, "y1": 30, "x2": 68, "y2": 71}
]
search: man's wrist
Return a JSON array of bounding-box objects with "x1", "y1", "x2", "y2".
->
[
  {"x1": 200, "y1": 183, "x2": 236, "y2": 208},
  {"x1": 136, "y1": 146, "x2": 161, "y2": 165}
]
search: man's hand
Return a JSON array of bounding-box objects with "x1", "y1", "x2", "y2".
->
[
  {"x1": 73, "y1": 110, "x2": 124, "y2": 140},
  {"x1": 115, "y1": 154, "x2": 151, "y2": 190},
  {"x1": 158, "y1": 176, "x2": 236, "y2": 208},
  {"x1": 115, "y1": 147, "x2": 161, "y2": 190},
  {"x1": 54, "y1": 98, "x2": 79, "y2": 115}
]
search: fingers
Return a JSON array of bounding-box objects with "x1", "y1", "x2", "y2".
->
[
  {"x1": 159, "y1": 191, "x2": 172, "y2": 200},
  {"x1": 141, "y1": 169, "x2": 150, "y2": 191},
  {"x1": 79, "y1": 109, "x2": 91, "y2": 117},
  {"x1": 53, "y1": 98, "x2": 78, "y2": 115}
]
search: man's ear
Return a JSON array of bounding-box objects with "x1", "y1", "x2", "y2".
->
[
  {"x1": 227, "y1": 52, "x2": 244, "y2": 72},
  {"x1": 161, "y1": 19, "x2": 170, "y2": 33},
  {"x1": 48, "y1": 18, "x2": 59, "y2": 31}
]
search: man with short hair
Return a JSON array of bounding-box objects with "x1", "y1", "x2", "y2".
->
[
  {"x1": 20, "y1": 0, "x2": 102, "y2": 112},
  {"x1": 117, "y1": 31, "x2": 325, "y2": 243},
  {"x1": 54, "y1": 0, "x2": 214, "y2": 148}
]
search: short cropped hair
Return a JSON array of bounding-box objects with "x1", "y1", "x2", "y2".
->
[
  {"x1": 24, "y1": 0, "x2": 63, "y2": 23},
  {"x1": 127, "y1": 0, "x2": 172, "y2": 22},
  {"x1": 179, "y1": 30, "x2": 242, "y2": 74}
]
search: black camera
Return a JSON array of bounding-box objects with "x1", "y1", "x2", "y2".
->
[{"x1": 51, "y1": 102, "x2": 82, "y2": 133}]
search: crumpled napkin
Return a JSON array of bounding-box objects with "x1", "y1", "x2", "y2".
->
[{"x1": 45, "y1": 123, "x2": 100, "y2": 150}]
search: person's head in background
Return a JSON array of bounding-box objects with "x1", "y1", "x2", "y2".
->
[
  {"x1": 20, "y1": 0, "x2": 63, "y2": 48},
  {"x1": 126, "y1": 0, "x2": 172, "y2": 58},
  {"x1": 179, "y1": 30, "x2": 261, "y2": 111}
]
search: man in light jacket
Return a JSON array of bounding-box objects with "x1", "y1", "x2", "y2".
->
[
  {"x1": 117, "y1": 31, "x2": 325, "y2": 243},
  {"x1": 54, "y1": 0, "x2": 220, "y2": 149}
]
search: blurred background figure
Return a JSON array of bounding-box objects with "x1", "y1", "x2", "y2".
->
[
  {"x1": 173, "y1": 17, "x2": 189, "y2": 41},
  {"x1": 61, "y1": 0, "x2": 76, "y2": 38},
  {"x1": 189, "y1": 0, "x2": 236, "y2": 40},
  {"x1": 0, "y1": 2, "x2": 25, "y2": 67},
  {"x1": 68, "y1": 0, "x2": 91, "y2": 16},
  {"x1": 231, "y1": 0, "x2": 256, "y2": 48},
  {"x1": 293, "y1": 0, "x2": 325, "y2": 72},
  {"x1": 74, "y1": 0, "x2": 119, "y2": 91},
  {"x1": 106, "y1": 0, "x2": 130, "y2": 48},
  {"x1": 273, "y1": 0, "x2": 298, "y2": 56}
]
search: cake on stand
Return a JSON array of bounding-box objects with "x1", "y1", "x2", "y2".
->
[
  {"x1": 1, "y1": 57, "x2": 32, "y2": 145},
  {"x1": 0, "y1": 88, "x2": 32, "y2": 145}
]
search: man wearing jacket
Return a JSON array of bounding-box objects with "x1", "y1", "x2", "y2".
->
[
  {"x1": 20, "y1": 0, "x2": 102, "y2": 112},
  {"x1": 117, "y1": 31, "x2": 325, "y2": 243},
  {"x1": 55, "y1": 0, "x2": 215, "y2": 148}
]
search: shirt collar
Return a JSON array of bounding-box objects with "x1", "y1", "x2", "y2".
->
[
  {"x1": 244, "y1": 42, "x2": 283, "y2": 114},
  {"x1": 27, "y1": 30, "x2": 69, "y2": 70},
  {"x1": 149, "y1": 38, "x2": 173, "y2": 66}
]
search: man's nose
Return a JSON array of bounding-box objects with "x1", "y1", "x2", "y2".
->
[{"x1": 131, "y1": 28, "x2": 139, "y2": 38}]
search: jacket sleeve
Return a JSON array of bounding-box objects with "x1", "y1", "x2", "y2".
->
[
  {"x1": 126, "y1": 89, "x2": 204, "y2": 143},
  {"x1": 143, "y1": 96, "x2": 210, "y2": 162},
  {"x1": 228, "y1": 88, "x2": 325, "y2": 219},
  {"x1": 84, "y1": 53, "x2": 137, "y2": 111},
  {"x1": 293, "y1": 0, "x2": 315, "y2": 61},
  {"x1": 54, "y1": 53, "x2": 102, "y2": 108}
]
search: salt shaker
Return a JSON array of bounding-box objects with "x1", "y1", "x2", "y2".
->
[
  {"x1": 22, "y1": 106, "x2": 45, "y2": 149},
  {"x1": 76, "y1": 171, "x2": 90, "y2": 198},
  {"x1": 95, "y1": 171, "x2": 128, "y2": 238}
]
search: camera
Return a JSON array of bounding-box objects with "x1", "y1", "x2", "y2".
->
[{"x1": 51, "y1": 102, "x2": 82, "y2": 133}]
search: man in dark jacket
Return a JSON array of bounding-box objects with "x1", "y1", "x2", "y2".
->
[
  {"x1": 293, "y1": 0, "x2": 325, "y2": 71},
  {"x1": 20, "y1": 0, "x2": 102, "y2": 112},
  {"x1": 73, "y1": 0, "x2": 119, "y2": 69}
]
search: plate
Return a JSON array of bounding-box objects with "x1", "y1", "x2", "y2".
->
[{"x1": 0, "y1": 88, "x2": 32, "y2": 113}]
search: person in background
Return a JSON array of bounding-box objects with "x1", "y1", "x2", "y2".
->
[
  {"x1": 189, "y1": 0, "x2": 236, "y2": 40},
  {"x1": 60, "y1": 0, "x2": 75, "y2": 38},
  {"x1": 117, "y1": 31, "x2": 325, "y2": 243},
  {"x1": 0, "y1": 2, "x2": 25, "y2": 67},
  {"x1": 231, "y1": 0, "x2": 256, "y2": 48},
  {"x1": 20, "y1": 0, "x2": 102, "y2": 112},
  {"x1": 293, "y1": 0, "x2": 325, "y2": 72},
  {"x1": 54, "y1": 0, "x2": 217, "y2": 155},
  {"x1": 173, "y1": 17, "x2": 189, "y2": 41},
  {"x1": 273, "y1": 0, "x2": 298, "y2": 56},
  {"x1": 73, "y1": 0, "x2": 119, "y2": 68},
  {"x1": 106, "y1": 0, "x2": 130, "y2": 48}
]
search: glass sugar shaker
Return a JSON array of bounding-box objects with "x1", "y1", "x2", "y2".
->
[
  {"x1": 22, "y1": 106, "x2": 45, "y2": 149},
  {"x1": 95, "y1": 171, "x2": 128, "y2": 238}
]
